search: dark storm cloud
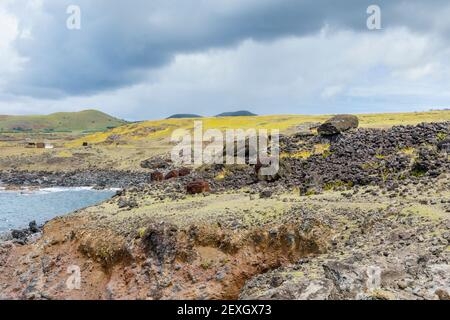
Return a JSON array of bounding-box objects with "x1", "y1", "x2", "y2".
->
[{"x1": 6, "y1": 0, "x2": 449, "y2": 97}]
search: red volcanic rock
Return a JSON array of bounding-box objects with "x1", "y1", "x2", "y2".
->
[
  {"x1": 165, "y1": 170, "x2": 179, "y2": 180},
  {"x1": 151, "y1": 171, "x2": 164, "y2": 182},
  {"x1": 186, "y1": 180, "x2": 210, "y2": 194},
  {"x1": 178, "y1": 167, "x2": 192, "y2": 177}
]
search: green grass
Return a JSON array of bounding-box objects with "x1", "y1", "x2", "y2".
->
[{"x1": 0, "y1": 110, "x2": 126, "y2": 133}]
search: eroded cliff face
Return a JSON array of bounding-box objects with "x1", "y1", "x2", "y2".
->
[{"x1": 0, "y1": 201, "x2": 329, "y2": 300}]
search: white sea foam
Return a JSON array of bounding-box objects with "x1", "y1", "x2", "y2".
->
[{"x1": 0, "y1": 186, "x2": 120, "y2": 195}]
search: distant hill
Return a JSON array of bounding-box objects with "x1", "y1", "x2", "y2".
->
[
  {"x1": 167, "y1": 114, "x2": 203, "y2": 119},
  {"x1": 215, "y1": 110, "x2": 257, "y2": 117},
  {"x1": 0, "y1": 110, "x2": 127, "y2": 133}
]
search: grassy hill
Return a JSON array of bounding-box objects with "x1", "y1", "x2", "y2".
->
[{"x1": 0, "y1": 110, "x2": 127, "y2": 133}]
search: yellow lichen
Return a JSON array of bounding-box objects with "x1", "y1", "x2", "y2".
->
[
  {"x1": 314, "y1": 143, "x2": 330, "y2": 155},
  {"x1": 282, "y1": 150, "x2": 312, "y2": 159},
  {"x1": 323, "y1": 180, "x2": 353, "y2": 191},
  {"x1": 57, "y1": 150, "x2": 73, "y2": 158},
  {"x1": 399, "y1": 147, "x2": 415, "y2": 156}
]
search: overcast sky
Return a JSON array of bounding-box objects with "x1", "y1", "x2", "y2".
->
[{"x1": 0, "y1": 0, "x2": 450, "y2": 120}]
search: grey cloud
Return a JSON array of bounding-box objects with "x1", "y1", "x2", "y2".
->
[{"x1": 5, "y1": 0, "x2": 450, "y2": 97}]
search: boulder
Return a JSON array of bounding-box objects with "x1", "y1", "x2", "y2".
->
[
  {"x1": 151, "y1": 171, "x2": 164, "y2": 182},
  {"x1": 186, "y1": 180, "x2": 210, "y2": 194},
  {"x1": 118, "y1": 198, "x2": 138, "y2": 209},
  {"x1": 259, "y1": 190, "x2": 273, "y2": 199},
  {"x1": 322, "y1": 261, "x2": 366, "y2": 299},
  {"x1": 318, "y1": 115, "x2": 359, "y2": 136},
  {"x1": 8, "y1": 221, "x2": 42, "y2": 244},
  {"x1": 11, "y1": 229, "x2": 28, "y2": 241},
  {"x1": 438, "y1": 139, "x2": 450, "y2": 153},
  {"x1": 178, "y1": 167, "x2": 192, "y2": 177},
  {"x1": 165, "y1": 170, "x2": 179, "y2": 180},
  {"x1": 29, "y1": 220, "x2": 39, "y2": 233}
]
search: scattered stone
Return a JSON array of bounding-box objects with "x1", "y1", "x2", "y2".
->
[
  {"x1": 141, "y1": 157, "x2": 172, "y2": 170},
  {"x1": 178, "y1": 167, "x2": 191, "y2": 177},
  {"x1": 186, "y1": 180, "x2": 210, "y2": 194},
  {"x1": 437, "y1": 138, "x2": 450, "y2": 153},
  {"x1": 11, "y1": 229, "x2": 27, "y2": 240},
  {"x1": 118, "y1": 198, "x2": 138, "y2": 209},
  {"x1": 29, "y1": 221, "x2": 39, "y2": 234},
  {"x1": 259, "y1": 190, "x2": 273, "y2": 199},
  {"x1": 165, "y1": 170, "x2": 179, "y2": 180},
  {"x1": 151, "y1": 171, "x2": 164, "y2": 182},
  {"x1": 9, "y1": 221, "x2": 43, "y2": 244}
]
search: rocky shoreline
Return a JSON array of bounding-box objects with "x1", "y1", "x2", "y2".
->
[{"x1": 0, "y1": 169, "x2": 150, "y2": 189}]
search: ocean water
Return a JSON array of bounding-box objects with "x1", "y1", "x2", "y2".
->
[{"x1": 0, "y1": 187, "x2": 115, "y2": 233}]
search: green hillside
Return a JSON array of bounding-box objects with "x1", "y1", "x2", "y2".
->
[{"x1": 0, "y1": 110, "x2": 127, "y2": 133}]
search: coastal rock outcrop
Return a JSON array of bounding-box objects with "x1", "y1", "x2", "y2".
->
[{"x1": 8, "y1": 220, "x2": 42, "y2": 245}]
